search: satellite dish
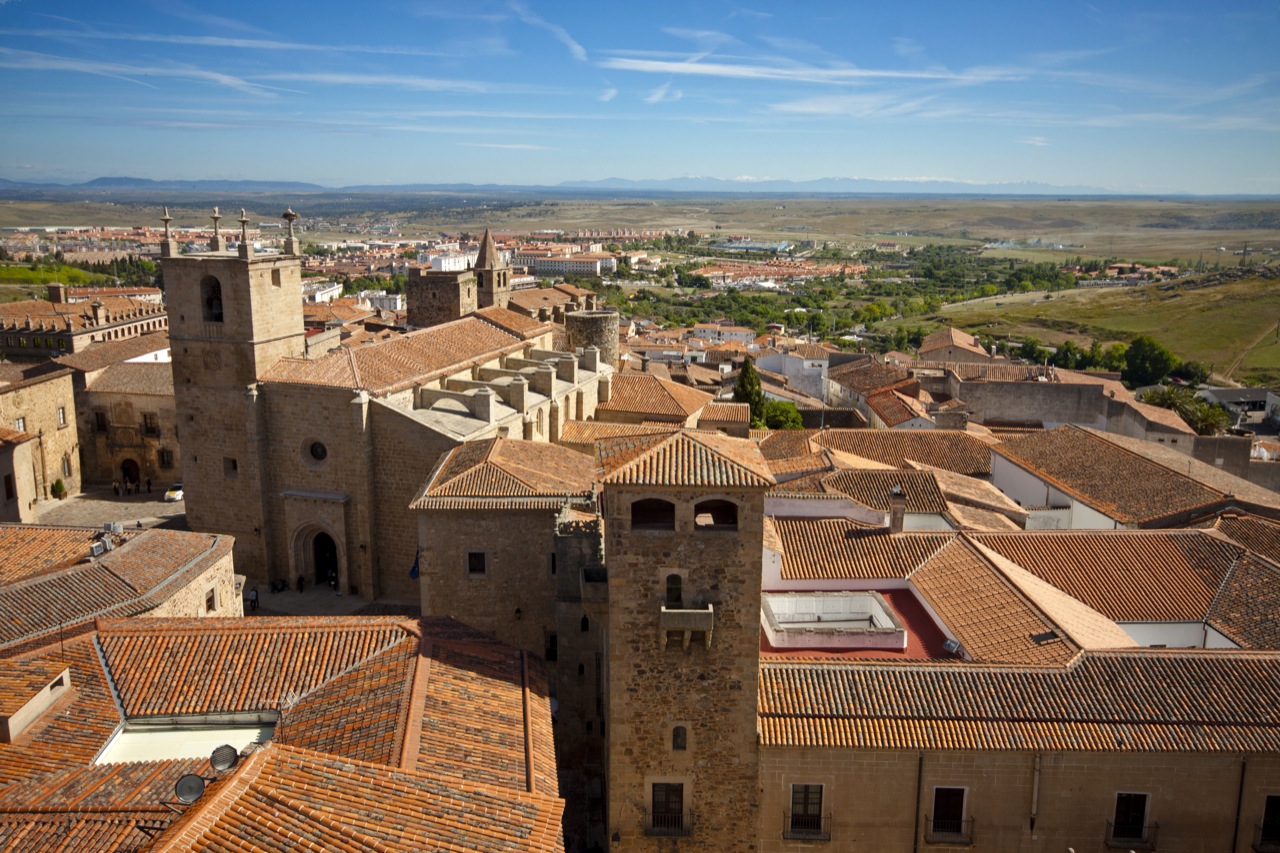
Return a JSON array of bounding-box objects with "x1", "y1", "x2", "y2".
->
[
  {"x1": 174, "y1": 774, "x2": 206, "y2": 804},
  {"x1": 210, "y1": 744, "x2": 239, "y2": 773}
]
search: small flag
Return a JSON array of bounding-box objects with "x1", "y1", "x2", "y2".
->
[{"x1": 409, "y1": 550, "x2": 420, "y2": 580}]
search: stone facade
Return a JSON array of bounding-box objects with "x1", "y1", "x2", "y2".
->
[
  {"x1": 759, "y1": 747, "x2": 1280, "y2": 852},
  {"x1": 604, "y1": 482, "x2": 766, "y2": 851},
  {"x1": 0, "y1": 370, "x2": 80, "y2": 506},
  {"x1": 0, "y1": 431, "x2": 37, "y2": 522},
  {"x1": 78, "y1": 364, "x2": 180, "y2": 487},
  {"x1": 406, "y1": 268, "x2": 477, "y2": 329},
  {"x1": 143, "y1": 543, "x2": 242, "y2": 619}
]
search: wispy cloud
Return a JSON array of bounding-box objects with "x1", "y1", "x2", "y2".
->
[
  {"x1": 599, "y1": 87, "x2": 617, "y2": 102},
  {"x1": 0, "y1": 27, "x2": 503, "y2": 57},
  {"x1": 151, "y1": 0, "x2": 266, "y2": 35},
  {"x1": 770, "y1": 91, "x2": 934, "y2": 117},
  {"x1": 258, "y1": 71, "x2": 492, "y2": 93},
  {"x1": 1018, "y1": 136, "x2": 1050, "y2": 146},
  {"x1": 462, "y1": 142, "x2": 556, "y2": 150},
  {"x1": 0, "y1": 47, "x2": 276, "y2": 95},
  {"x1": 599, "y1": 56, "x2": 1016, "y2": 85},
  {"x1": 509, "y1": 1, "x2": 586, "y2": 61},
  {"x1": 643, "y1": 82, "x2": 683, "y2": 104}
]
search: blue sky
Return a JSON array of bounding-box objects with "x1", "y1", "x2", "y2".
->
[{"x1": 0, "y1": 0, "x2": 1277, "y2": 193}]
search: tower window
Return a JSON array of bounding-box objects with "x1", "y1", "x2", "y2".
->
[
  {"x1": 580, "y1": 615, "x2": 590, "y2": 632},
  {"x1": 631, "y1": 498, "x2": 675, "y2": 530},
  {"x1": 665, "y1": 574, "x2": 683, "y2": 607},
  {"x1": 694, "y1": 499, "x2": 737, "y2": 530},
  {"x1": 468, "y1": 552, "x2": 487, "y2": 576},
  {"x1": 223, "y1": 457, "x2": 238, "y2": 478},
  {"x1": 200, "y1": 276, "x2": 224, "y2": 323},
  {"x1": 672, "y1": 726, "x2": 687, "y2": 751}
]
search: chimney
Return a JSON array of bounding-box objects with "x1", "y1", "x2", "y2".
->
[
  {"x1": 556, "y1": 354, "x2": 578, "y2": 384},
  {"x1": 531, "y1": 363, "x2": 557, "y2": 397},
  {"x1": 888, "y1": 485, "x2": 906, "y2": 534},
  {"x1": 508, "y1": 376, "x2": 529, "y2": 413},
  {"x1": 48, "y1": 283, "x2": 67, "y2": 304},
  {"x1": 471, "y1": 387, "x2": 496, "y2": 424}
]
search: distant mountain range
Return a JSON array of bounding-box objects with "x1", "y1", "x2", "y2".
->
[
  {"x1": 0, "y1": 174, "x2": 1117, "y2": 196},
  {"x1": 0, "y1": 175, "x2": 1268, "y2": 198}
]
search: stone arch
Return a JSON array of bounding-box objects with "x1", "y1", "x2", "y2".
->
[
  {"x1": 200, "y1": 275, "x2": 224, "y2": 322},
  {"x1": 291, "y1": 523, "x2": 347, "y2": 591}
]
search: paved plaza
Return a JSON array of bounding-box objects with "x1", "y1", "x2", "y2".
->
[{"x1": 32, "y1": 486, "x2": 419, "y2": 619}]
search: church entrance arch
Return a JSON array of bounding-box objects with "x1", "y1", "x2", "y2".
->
[
  {"x1": 120, "y1": 459, "x2": 140, "y2": 487},
  {"x1": 291, "y1": 524, "x2": 345, "y2": 592}
]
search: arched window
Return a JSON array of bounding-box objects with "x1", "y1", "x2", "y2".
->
[
  {"x1": 672, "y1": 726, "x2": 687, "y2": 751},
  {"x1": 665, "y1": 573, "x2": 683, "y2": 607},
  {"x1": 580, "y1": 615, "x2": 590, "y2": 632},
  {"x1": 694, "y1": 499, "x2": 738, "y2": 530},
  {"x1": 631, "y1": 498, "x2": 675, "y2": 530},
  {"x1": 200, "y1": 276, "x2": 224, "y2": 322}
]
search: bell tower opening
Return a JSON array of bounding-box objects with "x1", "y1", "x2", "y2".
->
[{"x1": 200, "y1": 276, "x2": 224, "y2": 322}]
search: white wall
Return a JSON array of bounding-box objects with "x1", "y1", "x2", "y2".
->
[{"x1": 1121, "y1": 622, "x2": 1240, "y2": 649}]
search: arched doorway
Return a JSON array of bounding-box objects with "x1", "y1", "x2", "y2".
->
[
  {"x1": 120, "y1": 459, "x2": 140, "y2": 488},
  {"x1": 313, "y1": 532, "x2": 338, "y2": 587}
]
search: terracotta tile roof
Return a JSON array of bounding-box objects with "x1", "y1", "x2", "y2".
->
[
  {"x1": 918, "y1": 327, "x2": 990, "y2": 358},
  {"x1": 598, "y1": 430, "x2": 774, "y2": 488},
  {"x1": 0, "y1": 529, "x2": 230, "y2": 651},
  {"x1": 814, "y1": 429, "x2": 992, "y2": 476},
  {"x1": 0, "y1": 525, "x2": 114, "y2": 585},
  {"x1": 865, "y1": 387, "x2": 928, "y2": 426},
  {"x1": 509, "y1": 287, "x2": 575, "y2": 314},
  {"x1": 788, "y1": 343, "x2": 838, "y2": 360},
  {"x1": 964, "y1": 539, "x2": 1138, "y2": 650},
  {"x1": 768, "y1": 519, "x2": 952, "y2": 580},
  {"x1": 759, "y1": 650, "x2": 1280, "y2": 751},
  {"x1": 993, "y1": 426, "x2": 1225, "y2": 524},
  {"x1": 767, "y1": 451, "x2": 835, "y2": 484},
  {"x1": 556, "y1": 420, "x2": 676, "y2": 453},
  {"x1": 85, "y1": 361, "x2": 173, "y2": 396},
  {"x1": 826, "y1": 359, "x2": 908, "y2": 395},
  {"x1": 303, "y1": 297, "x2": 374, "y2": 326},
  {"x1": 144, "y1": 742, "x2": 564, "y2": 853},
  {"x1": 819, "y1": 469, "x2": 948, "y2": 514},
  {"x1": 1086, "y1": 428, "x2": 1280, "y2": 509},
  {"x1": 970, "y1": 530, "x2": 1239, "y2": 623},
  {"x1": 699, "y1": 401, "x2": 749, "y2": 424},
  {"x1": 0, "y1": 296, "x2": 164, "y2": 334},
  {"x1": 99, "y1": 617, "x2": 409, "y2": 717},
  {"x1": 945, "y1": 502, "x2": 1024, "y2": 531},
  {"x1": 1213, "y1": 512, "x2": 1280, "y2": 563},
  {"x1": 597, "y1": 374, "x2": 712, "y2": 419},
  {"x1": 51, "y1": 332, "x2": 170, "y2": 373},
  {"x1": 910, "y1": 538, "x2": 1084, "y2": 665},
  {"x1": 1204, "y1": 550, "x2": 1280, "y2": 648},
  {"x1": 411, "y1": 437, "x2": 595, "y2": 508},
  {"x1": 472, "y1": 304, "x2": 553, "y2": 338},
  {"x1": 907, "y1": 461, "x2": 1028, "y2": 523},
  {"x1": 0, "y1": 659, "x2": 69, "y2": 717},
  {"x1": 756, "y1": 429, "x2": 820, "y2": 461},
  {"x1": 260, "y1": 316, "x2": 525, "y2": 393}
]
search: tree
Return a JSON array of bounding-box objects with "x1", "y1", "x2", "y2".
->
[
  {"x1": 733, "y1": 356, "x2": 766, "y2": 426},
  {"x1": 1139, "y1": 385, "x2": 1231, "y2": 436},
  {"x1": 761, "y1": 399, "x2": 804, "y2": 430},
  {"x1": 1170, "y1": 360, "x2": 1211, "y2": 386},
  {"x1": 1122, "y1": 335, "x2": 1179, "y2": 387}
]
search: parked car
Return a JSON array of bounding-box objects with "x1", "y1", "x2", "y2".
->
[{"x1": 164, "y1": 483, "x2": 184, "y2": 502}]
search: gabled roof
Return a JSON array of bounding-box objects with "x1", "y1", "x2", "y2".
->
[
  {"x1": 699, "y1": 401, "x2": 750, "y2": 424},
  {"x1": 992, "y1": 425, "x2": 1226, "y2": 524},
  {"x1": 50, "y1": 332, "x2": 170, "y2": 374},
  {"x1": 767, "y1": 519, "x2": 951, "y2": 580},
  {"x1": 84, "y1": 361, "x2": 174, "y2": 396},
  {"x1": 819, "y1": 469, "x2": 949, "y2": 514},
  {"x1": 598, "y1": 429, "x2": 774, "y2": 488},
  {"x1": 826, "y1": 359, "x2": 908, "y2": 395},
  {"x1": 411, "y1": 437, "x2": 596, "y2": 509},
  {"x1": 919, "y1": 326, "x2": 990, "y2": 358},
  {"x1": 472, "y1": 304, "x2": 552, "y2": 337},
  {"x1": 260, "y1": 315, "x2": 525, "y2": 393},
  {"x1": 759, "y1": 651, "x2": 1280, "y2": 752},
  {"x1": 597, "y1": 373, "x2": 712, "y2": 419},
  {"x1": 814, "y1": 429, "x2": 992, "y2": 477}
]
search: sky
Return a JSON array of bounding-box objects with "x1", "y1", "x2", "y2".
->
[{"x1": 0, "y1": 0, "x2": 1277, "y2": 194}]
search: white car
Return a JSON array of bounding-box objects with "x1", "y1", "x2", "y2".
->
[{"x1": 164, "y1": 483, "x2": 184, "y2": 502}]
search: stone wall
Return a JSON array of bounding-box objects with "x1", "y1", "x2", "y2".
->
[
  {"x1": 407, "y1": 268, "x2": 476, "y2": 329},
  {"x1": 759, "y1": 746, "x2": 1280, "y2": 852},
  {"x1": 146, "y1": 545, "x2": 242, "y2": 619},
  {"x1": 0, "y1": 371, "x2": 80, "y2": 505},
  {"x1": 0, "y1": 439, "x2": 37, "y2": 522},
  {"x1": 605, "y1": 484, "x2": 764, "y2": 852},
  {"x1": 79, "y1": 390, "x2": 180, "y2": 486}
]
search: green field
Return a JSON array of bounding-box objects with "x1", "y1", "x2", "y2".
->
[{"x1": 936, "y1": 274, "x2": 1280, "y2": 384}]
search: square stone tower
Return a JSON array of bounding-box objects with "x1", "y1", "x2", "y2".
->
[
  {"x1": 162, "y1": 209, "x2": 306, "y2": 572},
  {"x1": 598, "y1": 431, "x2": 774, "y2": 851}
]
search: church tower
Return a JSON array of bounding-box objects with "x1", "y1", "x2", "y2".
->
[
  {"x1": 474, "y1": 229, "x2": 511, "y2": 310},
  {"x1": 598, "y1": 431, "x2": 773, "y2": 851},
  {"x1": 162, "y1": 208, "x2": 306, "y2": 572}
]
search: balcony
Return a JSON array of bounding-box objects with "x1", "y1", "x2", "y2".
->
[
  {"x1": 1254, "y1": 823, "x2": 1280, "y2": 853},
  {"x1": 659, "y1": 603, "x2": 714, "y2": 651},
  {"x1": 645, "y1": 810, "x2": 693, "y2": 837},
  {"x1": 925, "y1": 816, "x2": 973, "y2": 845},
  {"x1": 1106, "y1": 820, "x2": 1158, "y2": 850},
  {"x1": 783, "y1": 812, "x2": 831, "y2": 842}
]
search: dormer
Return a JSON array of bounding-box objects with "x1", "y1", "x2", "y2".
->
[{"x1": 0, "y1": 661, "x2": 72, "y2": 743}]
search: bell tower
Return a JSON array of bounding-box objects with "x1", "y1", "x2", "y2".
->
[
  {"x1": 163, "y1": 208, "x2": 307, "y2": 573},
  {"x1": 474, "y1": 228, "x2": 511, "y2": 310},
  {"x1": 598, "y1": 431, "x2": 773, "y2": 851}
]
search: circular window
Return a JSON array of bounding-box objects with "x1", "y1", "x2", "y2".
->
[{"x1": 309, "y1": 442, "x2": 327, "y2": 461}]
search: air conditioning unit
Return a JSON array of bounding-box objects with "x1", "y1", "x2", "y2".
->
[
  {"x1": 110, "y1": 522, "x2": 124, "y2": 534},
  {"x1": 89, "y1": 541, "x2": 105, "y2": 557}
]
